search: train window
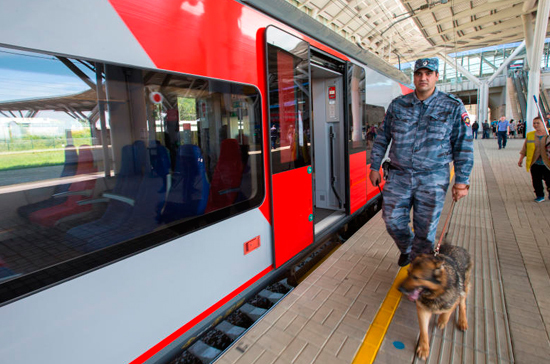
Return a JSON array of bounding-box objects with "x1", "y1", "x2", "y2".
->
[
  {"x1": 364, "y1": 104, "x2": 386, "y2": 162},
  {"x1": 266, "y1": 27, "x2": 311, "y2": 174},
  {"x1": 0, "y1": 47, "x2": 263, "y2": 303},
  {"x1": 347, "y1": 65, "x2": 366, "y2": 155}
]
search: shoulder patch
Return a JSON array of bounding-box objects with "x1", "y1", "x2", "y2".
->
[{"x1": 461, "y1": 112, "x2": 471, "y2": 127}]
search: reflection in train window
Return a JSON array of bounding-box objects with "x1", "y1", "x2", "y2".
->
[
  {"x1": 266, "y1": 40, "x2": 311, "y2": 174},
  {"x1": 348, "y1": 65, "x2": 366, "y2": 155},
  {"x1": 364, "y1": 104, "x2": 386, "y2": 163},
  {"x1": 0, "y1": 47, "x2": 263, "y2": 291}
]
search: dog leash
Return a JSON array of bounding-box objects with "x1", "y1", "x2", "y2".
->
[
  {"x1": 376, "y1": 159, "x2": 391, "y2": 195},
  {"x1": 434, "y1": 199, "x2": 456, "y2": 256},
  {"x1": 378, "y1": 161, "x2": 459, "y2": 256}
]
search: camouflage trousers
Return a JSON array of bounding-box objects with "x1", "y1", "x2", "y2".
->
[{"x1": 382, "y1": 167, "x2": 450, "y2": 259}]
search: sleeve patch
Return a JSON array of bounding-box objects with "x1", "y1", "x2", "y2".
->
[{"x1": 461, "y1": 112, "x2": 471, "y2": 127}]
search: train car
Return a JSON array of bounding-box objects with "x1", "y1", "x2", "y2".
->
[{"x1": 0, "y1": 1, "x2": 411, "y2": 363}]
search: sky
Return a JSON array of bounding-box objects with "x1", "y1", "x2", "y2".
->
[{"x1": 0, "y1": 48, "x2": 92, "y2": 103}]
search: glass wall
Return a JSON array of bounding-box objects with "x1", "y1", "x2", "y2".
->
[{"x1": 397, "y1": 39, "x2": 550, "y2": 84}]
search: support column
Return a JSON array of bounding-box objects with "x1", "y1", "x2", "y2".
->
[
  {"x1": 522, "y1": 0, "x2": 537, "y2": 67},
  {"x1": 525, "y1": 0, "x2": 550, "y2": 133},
  {"x1": 478, "y1": 81, "x2": 489, "y2": 125}
]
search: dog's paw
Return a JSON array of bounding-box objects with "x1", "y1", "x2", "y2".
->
[
  {"x1": 416, "y1": 342, "x2": 430, "y2": 360},
  {"x1": 437, "y1": 316, "x2": 448, "y2": 329},
  {"x1": 457, "y1": 318, "x2": 468, "y2": 331}
]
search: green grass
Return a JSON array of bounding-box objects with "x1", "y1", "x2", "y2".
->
[
  {"x1": 0, "y1": 138, "x2": 93, "y2": 153},
  {"x1": 0, "y1": 136, "x2": 94, "y2": 171},
  {"x1": 0, "y1": 150, "x2": 65, "y2": 171}
]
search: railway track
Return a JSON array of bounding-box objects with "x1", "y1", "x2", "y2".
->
[{"x1": 169, "y1": 279, "x2": 293, "y2": 364}]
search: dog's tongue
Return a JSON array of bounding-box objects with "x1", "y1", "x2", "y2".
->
[{"x1": 408, "y1": 288, "x2": 421, "y2": 301}]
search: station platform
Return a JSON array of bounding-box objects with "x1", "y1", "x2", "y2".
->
[{"x1": 215, "y1": 138, "x2": 550, "y2": 364}]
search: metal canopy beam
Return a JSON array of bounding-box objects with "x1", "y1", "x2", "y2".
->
[
  {"x1": 438, "y1": 52, "x2": 481, "y2": 86},
  {"x1": 488, "y1": 41, "x2": 526, "y2": 84},
  {"x1": 408, "y1": 0, "x2": 522, "y2": 30},
  {"x1": 432, "y1": 6, "x2": 535, "y2": 38},
  {"x1": 290, "y1": 0, "x2": 536, "y2": 63},
  {"x1": 56, "y1": 57, "x2": 96, "y2": 92},
  {"x1": 481, "y1": 55, "x2": 498, "y2": 71}
]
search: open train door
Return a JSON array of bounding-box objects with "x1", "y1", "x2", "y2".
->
[{"x1": 266, "y1": 26, "x2": 313, "y2": 268}]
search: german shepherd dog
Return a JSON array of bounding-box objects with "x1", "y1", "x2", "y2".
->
[{"x1": 398, "y1": 244, "x2": 472, "y2": 360}]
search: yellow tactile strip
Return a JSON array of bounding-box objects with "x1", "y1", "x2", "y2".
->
[{"x1": 352, "y1": 267, "x2": 408, "y2": 364}]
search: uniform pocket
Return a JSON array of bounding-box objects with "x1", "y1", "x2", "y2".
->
[
  {"x1": 390, "y1": 119, "x2": 411, "y2": 143},
  {"x1": 427, "y1": 113, "x2": 450, "y2": 140},
  {"x1": 391, "y1": 109, "x2": 413, "y2": 142}
]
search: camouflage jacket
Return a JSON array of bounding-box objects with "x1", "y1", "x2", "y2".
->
[{"x1": 370, "y1": 88, "x2": 474, "y2": 184}]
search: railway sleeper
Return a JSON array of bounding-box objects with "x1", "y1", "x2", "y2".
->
[
  {"x1": 239, "y1": 303, "x2": 267, "y2": 321},
  {"x1": 215, "y1": 321, "x2": 246, "y2": 340},
  {"x1": 170, "y1": 277, "x2": 294, "y2": 364},
  {"x1": 188, "y1": 341, "x2": 221, "y2": 364},
  {"x1": 257, "y1": 288, "x2": 284, "y2": 303}
]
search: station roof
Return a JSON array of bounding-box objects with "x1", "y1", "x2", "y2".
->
[{"x1": 289, "y1": 0, "x2": 546, "y2": 64}]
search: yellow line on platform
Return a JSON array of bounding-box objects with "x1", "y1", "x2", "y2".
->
[{"x1": 352, "y1": 267, "x2": 408, "y2": 364}]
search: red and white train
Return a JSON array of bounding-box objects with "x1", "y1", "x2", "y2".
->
[{"x1": 0, "y1": 1, "x2": 412, "y2": 363}]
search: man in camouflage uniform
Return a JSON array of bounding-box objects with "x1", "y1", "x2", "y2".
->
[{"x1": 369, "y1": 58, "x2": 473, "y2": 266}]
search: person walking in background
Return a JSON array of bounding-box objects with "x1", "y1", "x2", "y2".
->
[
  {"x1": 497, "y1": 116, "x2": 510, "y2": 149},
  {"x1": 482, "y1": 120, "x2": 490, "y2": 139},
  {"x1": 472, "y1": 121, "x2": 479, "y2": 139},
  {"x1": 509, "y1": 120, "x2": 516, "y2": 139},
  {"x1": 517, "y1": 120, "x2": 524, "y2": 138},
  {"x1": 518, "y1": 116, "x2": 550, "y2": 202},
  {"x1": 369, "y1": 58, "x2": 473, "y2": 266}
]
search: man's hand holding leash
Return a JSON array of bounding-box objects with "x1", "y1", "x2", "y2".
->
[
  {"x1": 369, "y1": 170, "x2": 381, "y2": 187},
  {"x1": 452, "y1": 183, "x2": 469, "y2": 202}
]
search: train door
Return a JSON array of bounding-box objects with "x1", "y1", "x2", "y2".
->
[
  {"x1": 310, "y1": 52, "x2": 347, "y2": 234},
  {"x1": 266, "y1": 26, "x2": 313, "y2": 268}
]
